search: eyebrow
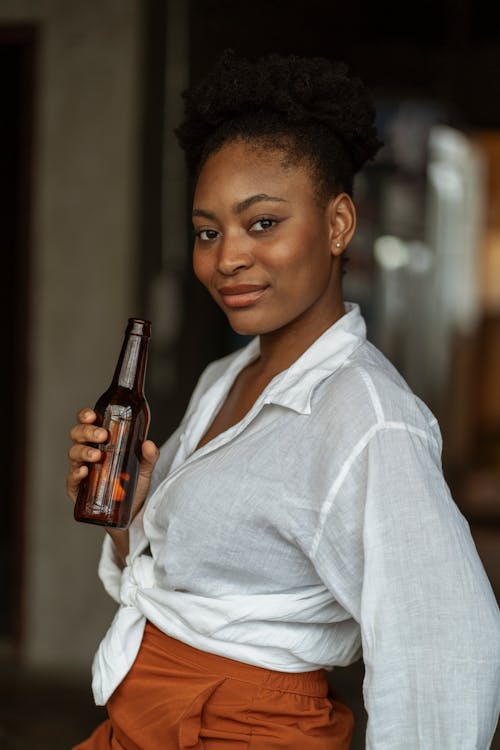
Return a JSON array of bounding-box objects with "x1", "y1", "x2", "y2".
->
[
  {"x1": 234, "y1": 193, "x2": 288, "y2": 214},
  {"x1": 192, "y1": 193, "x2": 288, "y2": 221}
]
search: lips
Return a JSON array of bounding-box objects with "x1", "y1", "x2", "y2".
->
[{"x1": 218, "y1": 284, "x2": 268, "y2": 308}]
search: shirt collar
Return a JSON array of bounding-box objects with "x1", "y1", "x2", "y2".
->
[{"x1": 233, "y1": 302, "x2": 367, "y2": 416}]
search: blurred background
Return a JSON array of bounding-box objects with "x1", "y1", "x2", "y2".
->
[{"x1": 0, "y1": 0, "x2": 499, "y2": 747}]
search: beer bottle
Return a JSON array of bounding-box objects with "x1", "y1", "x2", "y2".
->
[{"x1": 74, "y1": 318, "x2": 151, "y2": 529}]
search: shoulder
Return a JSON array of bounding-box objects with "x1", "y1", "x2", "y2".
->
[{"x1": 313, "y1": 339, "x2": 441, "y2": 448}]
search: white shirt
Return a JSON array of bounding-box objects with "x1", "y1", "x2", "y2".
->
[{"x1": 93, "y1": 303, "x2": 500, "y2": 748}]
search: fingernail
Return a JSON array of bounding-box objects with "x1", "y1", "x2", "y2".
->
[{"x1": 94, "y1": 428, "x2": 105, "y2": 439}]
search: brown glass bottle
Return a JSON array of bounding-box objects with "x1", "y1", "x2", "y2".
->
[{"x1": 74, "y1": 318, "x2": 151, "y2": 529}]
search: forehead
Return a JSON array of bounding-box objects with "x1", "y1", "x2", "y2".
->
[{"x1": 193, "y1": 139, "x2": 316, "y2": 204}]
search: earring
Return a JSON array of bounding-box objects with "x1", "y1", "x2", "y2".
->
[{"x1": 335, "y1": 242, "x2": 342, "y2": 248}]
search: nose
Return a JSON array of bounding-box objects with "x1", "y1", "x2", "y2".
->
[{"x1": 217, "y1": 236, "x2": 253, "y2": 275}]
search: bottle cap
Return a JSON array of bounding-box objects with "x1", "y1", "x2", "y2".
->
[{"x1": 127, "y1": 318, "x2": 151, "y2": 337}]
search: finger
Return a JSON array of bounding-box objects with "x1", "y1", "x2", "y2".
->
[
  {"x1": 66, "y1": 464, "x2": 88, "y2": 502},
  {"x1": 77, "y1": 407, "x2": 96, "y2": 423},
  {"x1": 68, "y1": 443, "x2": 103, "y2": 465},
  {"x1": 70, "y1": 423, "x2": 108, "y2": 444}
]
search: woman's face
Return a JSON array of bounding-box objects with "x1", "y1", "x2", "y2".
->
[{"x1": 192, "y1": 139, "x2": 352, "y2": 339}]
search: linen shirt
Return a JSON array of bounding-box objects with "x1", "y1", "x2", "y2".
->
[{"x1": 94, "y1": 303, "x2": 500, "y2": 748}]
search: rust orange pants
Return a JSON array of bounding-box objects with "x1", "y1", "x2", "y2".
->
[{"x1": 73, "y1": 621, "x2": 354, "y2": 749}]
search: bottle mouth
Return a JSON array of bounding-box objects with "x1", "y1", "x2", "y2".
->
[{"x1": 127, "y1": 318, "x2": 151, "y2": 336}]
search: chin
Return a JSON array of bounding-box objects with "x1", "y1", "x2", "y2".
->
[
  {"x1": 220, "y1": 297, "x2": 291, "y2": 337},
  {"x1": 227, "y1": 314, "x2": 282, "y2": 338},
  {"x1": 228, "y1": 321, "x2": 262, "y2": 337}
]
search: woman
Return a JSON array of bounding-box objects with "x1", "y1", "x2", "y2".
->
[{"x1": 67, "y1": 51, "x2": 500, "y2": 749}]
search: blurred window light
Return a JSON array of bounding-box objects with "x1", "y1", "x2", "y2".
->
[
  {"x1": 428, "y1": 161, "x2": 464, "y2": 200},
  {"x1": 374, "y1": 235, "x2": 410, "y2": 270},
  {"x1": 374, "y1": 236, "x2": 434, "y2": 274},
  {"x1": 407, "y1": 241, "x2": 434, "y2": 274},
  {"x1": 426, "y1": 125, "x2": 485, "y2": 335}
]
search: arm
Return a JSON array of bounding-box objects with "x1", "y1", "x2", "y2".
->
[{"x1": 313, "y1": 426, "x2": 500, "y2": 748}]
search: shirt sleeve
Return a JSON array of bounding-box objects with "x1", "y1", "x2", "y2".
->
[
  {"x1": 313, "y1": 424, "x2": 500, "y2": 749},
  {"x1": 96, "y1": 424, "x2": 184, "y2": 601},
  {"x1": 95, "y1": 358, "x2": 220, "y2": 602},
  {"x1": 97, "y1": 532, "x2": 124, "y2": 603}
]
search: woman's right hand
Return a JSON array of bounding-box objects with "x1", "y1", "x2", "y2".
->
[{"x1": 67, "y1": 407, "x2": 159, "y2": 561}]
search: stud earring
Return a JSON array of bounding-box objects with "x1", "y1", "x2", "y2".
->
[{"x1": 335, "y1": 242, "x2": 342, "y2": 248}]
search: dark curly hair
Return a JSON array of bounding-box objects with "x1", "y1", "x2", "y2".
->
[{"x1": 175, "y1": 50, "x2": 382, "y2": 203}]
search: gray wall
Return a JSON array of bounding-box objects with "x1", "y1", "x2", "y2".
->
[{"x1": 0, "y1": 0, "x2": 143, "y2": 673}]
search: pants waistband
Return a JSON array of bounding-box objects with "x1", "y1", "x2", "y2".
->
[{"x1": 144, "y1": 620, "x2": 329, "y2": 697}]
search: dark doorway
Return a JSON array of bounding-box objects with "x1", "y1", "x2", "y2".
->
[{"x1": 0, "y1": 25, "x2": 36, "y2": 653}]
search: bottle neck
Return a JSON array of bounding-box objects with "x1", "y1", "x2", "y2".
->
[{"x1": 113, "y1": 319, "x2": 150, "y2": 393}]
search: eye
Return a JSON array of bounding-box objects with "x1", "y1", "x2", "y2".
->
[
  {"x1": 250, "y1": 218, "x2": 277, "y2": 232},
  {"x1": 194, "y1": 228, "x2": 220, "y2": 241}
]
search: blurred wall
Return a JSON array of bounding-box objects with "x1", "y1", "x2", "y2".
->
[{"x1": 0, "y1": 0, "x2": 143, "y2": 672}]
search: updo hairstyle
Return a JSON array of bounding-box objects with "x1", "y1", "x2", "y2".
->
[{"x1": 175, "y1": 50, "x2": 382, "y2": 204}]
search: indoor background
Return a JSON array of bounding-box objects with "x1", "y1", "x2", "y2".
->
[{"x1": 0, "y1": 0, "x2": 499, "y2": 747}]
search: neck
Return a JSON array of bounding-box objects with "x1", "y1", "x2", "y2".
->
[{"x1": 256, "y1": 296, "x2": 346, "y2": 379}]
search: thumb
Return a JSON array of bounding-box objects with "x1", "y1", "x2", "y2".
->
[
  {"x1": 140, "y1": 440, "x2": 159, "y2": 477},
  {"x1": 130, "y1": 440, "x2": 160, "y2": 520}
]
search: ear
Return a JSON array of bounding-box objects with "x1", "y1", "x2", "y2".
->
[{"x1": 326, "y1": 193, "x2": 357, "y2": 257}]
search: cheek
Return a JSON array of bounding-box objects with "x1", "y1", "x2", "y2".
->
[
  {"x1": 270, "y1": 239, "x2": 331, "y2": 285},
  {"x1": 192, "y1": 251, "x2": 210, "y2": 286}
]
